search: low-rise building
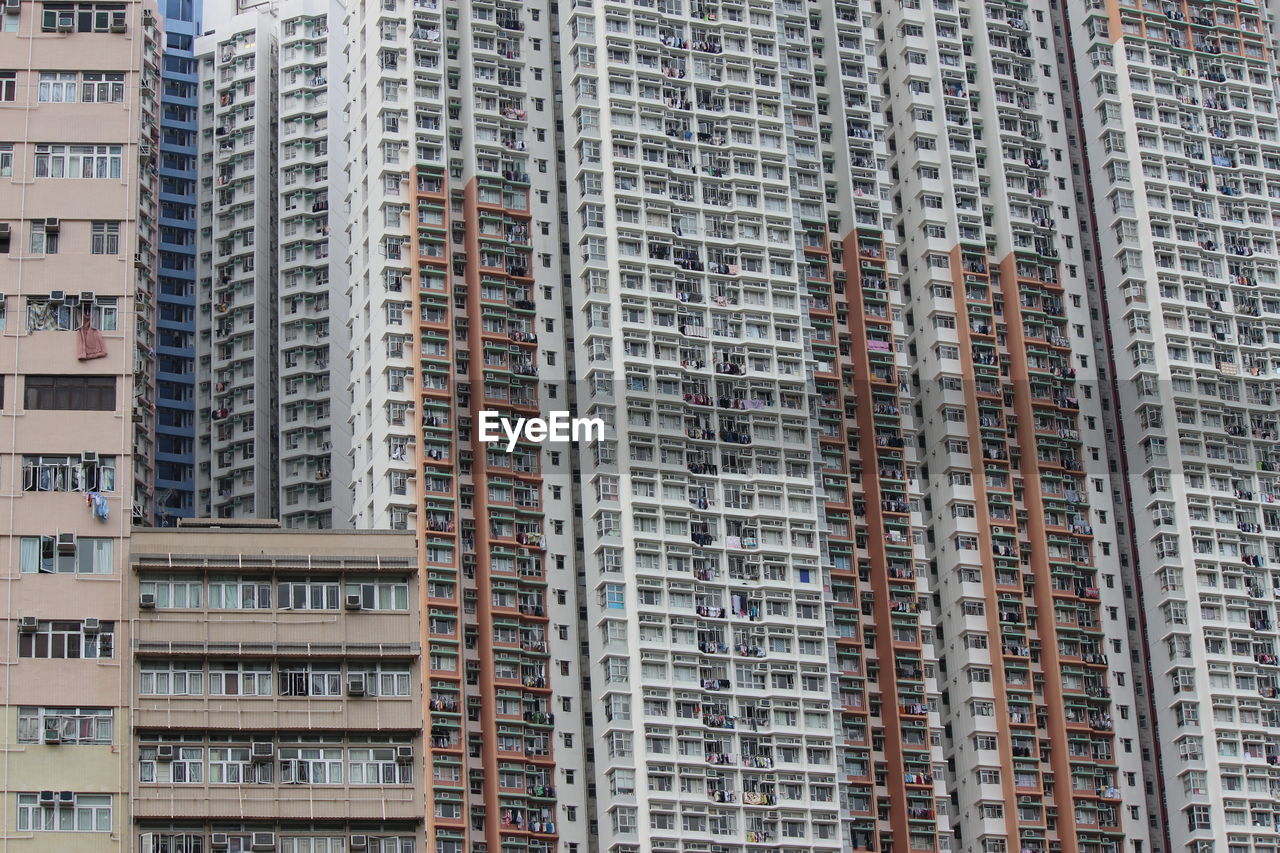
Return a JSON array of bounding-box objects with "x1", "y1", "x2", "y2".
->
[{"x1": 129, "y1": 521, "x2": 423, "y2": 853}]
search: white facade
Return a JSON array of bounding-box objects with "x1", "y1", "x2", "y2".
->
[
  {"x1": 195, "y1": 0, "x2": 352, "y2": 527},
  {"x1": 1068, "y1": 0, "x2": 1280, "y2": 850},
  {"x1": 277, "y1": 2, "x2": 353, "y2": 528},
  {"x1": 560, "y1": 2, "x2": 846, "y2": 851}
]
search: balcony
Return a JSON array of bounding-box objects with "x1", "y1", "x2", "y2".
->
[
  {"x1": 132, "y1": 780, "x2": 420, "y2": 820},
  {"x1": 133, "y1": 693, "x2": 421, "y2": 732}
]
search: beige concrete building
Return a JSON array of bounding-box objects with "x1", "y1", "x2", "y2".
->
[
  {"x1": 129, "y1": 521, "x2": 424, "y2": 852},
  {"x1": 0, "y1": 0, "x2": 162, "y2": 850}
]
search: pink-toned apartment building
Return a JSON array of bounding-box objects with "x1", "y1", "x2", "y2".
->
[{"x1": 0, "y1": 0, "x2": 161, "y2": 850}]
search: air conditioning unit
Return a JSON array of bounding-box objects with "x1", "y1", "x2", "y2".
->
[
  {"x1": 349, "y1": 836, "x2": 369, "y2": 851},
  {"x1": 58, "y1": 791, "x2": 75, "y2": 804},
  {"x1": 43, "y1": 729, "x2": 61, "y2": 744},
  {"x1": 3, "y1": 0, "x2": 20, "y2": 12},
  {"x1": 19, "y1": 616, "x2": 37, "y2": 632},
  {"x1": 79, "y1": 290, "x2": 95, "y2": 303},
  {"x1": 211, "y1": 834, "x2": 230, "y2": 851},
  {"x1": 82, "y1": 618, "x2": 101, "y2": 633},
  {"x1": 38, "y1": 791, "x2": 56, "y2": 805},
  {"x1": 346, "y1": 673, "x2": 366, "y2": 696},
  {"x1": 43, "y1": 217, "x2": 59, "y2": 231},
  {"x1": 56, "y1": 533, "x2": 76, "y2": 554},
  {"x1": 109, "y1": 10, "x2": 125, "y2": 31},
  {"x1": 49, "y1": 289, "x2": 65, "y2": 302},
  {"x1": 344, "y1": 593, "x2": 363, "y2": 610},
  {"x1": 251, "y1": 831, "x2": 276, "y2": 851},
  {"x1": 395, "y1": 745, "x2": 413, "y2": 762},
  {"x1": 251, "y1": 741, "x2": 274, "y2": 761},
  {"x1": 156, "y1": 744, "x2": 174, "y2": 761},
  {"x1": 81, "y1": 451, "x2": 99, "y2": 464},
  {"x1": 140, "y1": 142, "x2": 152, "y2": 157},
  {"x1": 55, "y1": 13, "x2": 73, "y2": 30},
  {"x1": 140, "y1": 592, "x2": 156, "y2": 608}
]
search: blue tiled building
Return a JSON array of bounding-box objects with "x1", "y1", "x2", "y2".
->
[{"x1": 153, "y1": 0, "x2": 202, "y2": 524}]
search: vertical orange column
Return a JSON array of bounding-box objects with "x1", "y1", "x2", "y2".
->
[
  {"x1": 412, "y1": 164, "x2": 466, "y2": 848},
  {"x1": 460, "y1": 174, "x2": 556, "y2": 853},
  {"x1": 948, "y1": 247, "x2": 1040, "y2": 847},
  {"x1": 808, "y1": 223, "x2": 879, "y2": 850},
  {"x1": 841, "y1": 228, "x2": 938, "y2": 852}
]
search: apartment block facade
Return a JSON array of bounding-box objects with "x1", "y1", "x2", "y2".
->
[
  {"x1": 883, "y1": 0, "x2": 1153, "y2": 849},
  {"x1": 560, "y1": 1, "x2": 872, "y2": 851},
  {"x1": 1065, "y1": 0, "x2": 1280, "y2": 851},
  {"x1": 194, "y1": 9, "x2": 283, "y2": 520},
  {"x1": 154, "y1": 0, "x2": 202, "y2": 524},
  {"x1": 193, "y1": 0, "x2": 352, "y2": 527},
  {"x1": 340, "y1": 0, "x2": 590, "y2": 850},
  {"x1": 0, "y1": 1, "x2": 162, "y2": 851},
  {"x1": 12, "y1": 0, "x2": 1280, "y2": 852},
  {"x1": 130, "y1": 523, "x2": 424, "y2": 853}
]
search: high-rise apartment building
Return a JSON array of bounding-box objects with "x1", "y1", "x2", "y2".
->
[
  {"x1": 130, "y1": 522, "x2": 424, "y2": 853},
  {"x1": 154, "y1": 0, "x2": 202, "y2": 525},
  {"x1": 340, "y1": 1, "x2": 589, "y2": 851},
  {"x1": 193, "y1": 0, "x2": 352, "y2": 527},
  {"x1": 1064, "y1": 0, "x2": 1280, "y2": 851},
  {"x1": 194, "y1": 9, "x2": 283, "y2": 520},
  {"x1": 0, "y1": 0, "x2": 162, "y2": 850},
  {"x1": 558, "y1": 0, "x2": 1147, "y2": 850},
  {"x1": 17, "y1": 0, "x2": 1280, "y2": 851},
  {"x1": 880, "y1": 1, "x2": 1152, "y2": 850},
  {"x1": 560, "y1": 2, "x2": 859, "y2": 852}
]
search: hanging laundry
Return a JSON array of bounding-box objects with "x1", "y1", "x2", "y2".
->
[
  {"x1": 87, "y1": 492, "x2": 109, "y2": 521},
  {"x1": 77, "y1": 315, "x2": 108, "y2": 360}
]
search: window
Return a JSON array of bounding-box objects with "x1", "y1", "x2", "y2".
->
[
  {"x1": 278, "y1": 580, "x2": 340, "y2": 610},
  {"x1": 208, "y1": 662, "x2": 273, "y2": 696},
  {"x1": 344, "y1": 579, "x2": 409, "y2": 610},
  {"x1": 0, "y1": 71, "x2": 13, "y2": 101},
  {"x1": 24, "y1": 375, "x2": 115, "y2": 410},
  {"x1": 279, "y1": 747, "x2": 343, "y2": 783},
  {"x1": 349, "y1": 663, "x2": 412, "y2": 696},
  {"x1": 143, "y1": 833, "x2": 207, "y2": 852},
  {"x1": 137, "y1": 575, "x2": 203, "y2": 608},
  {"x1": 207, "y1": 576, "x2": 271, "y2": 609},
  {"x1": 358, "y1": 839, "x2": 414, "y2": 853},
  {"x1": 139, "y1": 660, "x2": 202, "y2": 695},
  {"x1": 278, "y1": 663, "x2": 341, "y2": 697},
  {"x1": 22, "y1": 454, "x2": 116, "y2": 492},
  {"x1": 37, "y1": 72, "x2": 77, "y2": 102},
  {"x1": 34, "y1": 144, "x2": 122, "y2": 179},
  {"x1": 17, "y1": 706, "x2": 112, "y2": 744},
  {"x1": 40, "y1": 3, "x2": 128, "y2": 33},
  {"x1": 348, "y1": 747, "x2": 412, "y2": 784},
  {"x1": 139, "y1": 746, "x2": 203, "y2": 783},
  {"x1": 16, "y1": 792, "x2": 111, "y2": 832},
  {"x1": 0, "y1": 143, "x2": 12, "y2": 176},
  {"x1": 210, "y1": 747, "x2": 271, "y2": 784},
  {"x1": 26, "y1": 296, "x2": 118, "y2": 331},
  {"x1": 19, "y1": 535, "x2": 112, "y2": 573},
  {"x1": 80, "y1": 72, "x2": 124, "y2": 102},
  {"x1": 90, "y1": 221, "x2": 120, "y2": 254},
  {"x1": 29, "y1": 220, "x2": 57, "y2": 254},
  {"x1": 18, "y1": 620, "x2": 113, "y2": 658}
]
